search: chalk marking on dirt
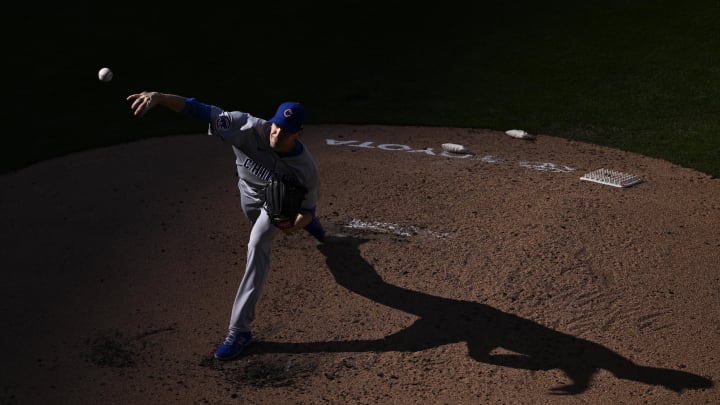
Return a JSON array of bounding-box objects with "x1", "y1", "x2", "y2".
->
[
  {"x1": 334, "y1": 219, "x2": 450, "y2": 239},
  {"x1": 326, "y1": 139, "x2": 575, "y2": 173},
  {"x1": 519, "y1": 161, "x2": 576, "y2": 173}
]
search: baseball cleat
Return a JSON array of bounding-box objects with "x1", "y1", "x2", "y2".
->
[
  {"x1": 305, "y1": 218, "x2": 326, "y2": 242},
  {"x1": 214, "y1": 330, "x2": 252, "y2": 360}
]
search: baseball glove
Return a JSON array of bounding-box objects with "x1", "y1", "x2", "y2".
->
[{"x1": 263, "y1": 178, "x2": 307, "y2": 229}]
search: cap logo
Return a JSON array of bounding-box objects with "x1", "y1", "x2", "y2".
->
[
  {"x1": 283, "y1": 108, "x2": 293, "y2": 118},
  {"x1": 216, "y1": 113, "x2": 232, "y2": 130}
]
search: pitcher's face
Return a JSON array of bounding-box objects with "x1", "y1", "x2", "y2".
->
[{"x1": 269, "y1": 123, "x2": 301, "y2": 153}]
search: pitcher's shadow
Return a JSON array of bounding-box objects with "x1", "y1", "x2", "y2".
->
[{"x1": 252, "y1": 235, "x2": 712, "y2": 394}]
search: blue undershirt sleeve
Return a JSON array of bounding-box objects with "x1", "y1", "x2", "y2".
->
[{"x1": 180, "y1": 98, "x2": 212, "y2": 122}]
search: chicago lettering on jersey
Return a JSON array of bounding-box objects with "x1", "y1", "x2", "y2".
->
[
  {"x1": 242, "y1": 158, "x2": 300, "y2": 182},
  {"x1": 242, "y1": 158, "x2": 273, "y2": 181}
]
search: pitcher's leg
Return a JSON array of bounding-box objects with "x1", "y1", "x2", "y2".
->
[
  {"x1": 228, "y1": 208, "x2": 277, "y2": 332},
  {"x1": 214, "y1": 194, "x2": 271, "y2": 360}
]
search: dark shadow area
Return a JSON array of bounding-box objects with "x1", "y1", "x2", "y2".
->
[
  {"x1": 251, "y1": 235, "x2": 712, "y2": 395},
  {"x1": 6, "y1": 2, "x2": 720, "y2": 177}
]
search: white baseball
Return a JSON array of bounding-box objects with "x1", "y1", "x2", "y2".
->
[{"x1": 98, "y1": 67, "x2": 113, "y2": 82}]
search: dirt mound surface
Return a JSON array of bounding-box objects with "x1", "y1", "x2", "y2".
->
[{"x1": 1, "y1": 125, "x2": 718, "y2": 404}]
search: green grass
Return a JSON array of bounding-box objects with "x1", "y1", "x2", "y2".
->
[{"x1": 5, "y1": 1, "x2": 719, "y2": 177}]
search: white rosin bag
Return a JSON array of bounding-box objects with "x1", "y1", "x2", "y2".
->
[
  {"x1": 505, "y1": 129, "x2": 536, "y2": 140},
  {"x1": 441, "y1": 143, "x2": 470, "y2": 153}
]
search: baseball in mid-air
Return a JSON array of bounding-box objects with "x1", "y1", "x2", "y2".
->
[{"x1": 98, "y1": 67, "x2": 113, "y2": 82}]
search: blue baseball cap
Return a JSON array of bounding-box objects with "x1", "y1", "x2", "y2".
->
[{"x1": 269, "y1": 101, "x2": 305, "y2": 133}]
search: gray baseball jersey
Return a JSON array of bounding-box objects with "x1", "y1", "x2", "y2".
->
[{"x1": 208, "y1": 107, "x2": 319, "y2": 214}]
